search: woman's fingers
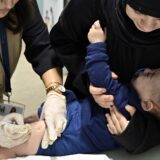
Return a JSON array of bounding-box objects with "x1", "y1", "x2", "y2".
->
[
  {"x1": 112, "y1": 106, "x2": 129, "y2": 133},
  {"x1": 110, "y1": 107, "x2": 122, "y2": 133},
  {"x1": 89, "y1": 84, "x2": 106, "y2": 95},
  {"x1": 111, "y1": 72, "x2": 118, "y2": 79},
  {"x1": 112, "y1": 106, "x2": 127, "y2": 130},
  {"x1": 93, "y1": 94, "x2": 114, "y2": 108},
  {"x1": 106, "y1": 113, "x2": 118, "y2": 134},
  {"x1": 106, "y1": 107, "x2": 124, "y2": 135},
  {"x1": 89, "y1": 84, "x2": 114, "y2": 108},
  {"x1": 106, "y1": 106, "x2": 130, "y2": 135},
  {"x1": 125, "y1": 105, "x2": 136, "y2": 116}
]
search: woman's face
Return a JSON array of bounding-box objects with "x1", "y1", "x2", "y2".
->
[
  {"x1": 0, "y1": 0, "x2": 19, "y2": 18},
  {"x1": 126, "y1": 4, "x2": 160, "y2": 32}
]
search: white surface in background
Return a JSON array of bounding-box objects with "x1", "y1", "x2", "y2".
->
[
  {"x1": 8, "y1": 154, "x2": 112, "y2": 160},
  {"x1": 54, "y1": 154, "x2": 112, "y2": 160},
  {"x1": 8, "y1": 156, "x2": 51, "y2": 160}
]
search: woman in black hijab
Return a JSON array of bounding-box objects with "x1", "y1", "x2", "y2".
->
[{"x1": 50, "y1": 0, "x2": 160, "y2": 153}]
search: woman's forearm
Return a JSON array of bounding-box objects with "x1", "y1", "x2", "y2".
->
[{"x1": 42, "y1": 67, "x2": 63, "y2": 88}]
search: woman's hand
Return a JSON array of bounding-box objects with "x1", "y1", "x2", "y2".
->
[
  {"x1": 89, "y1": 72, "x2": 118, "y2": 108},
  {"x1": 0, "y1": 113, "x2": 31, "y2": 148},
  {"x1": 40, "y1": 92, "x2": 67, "y2": 149},
  {"x1": 106, "y1": 105, "x2": 136, "y2": 135}
]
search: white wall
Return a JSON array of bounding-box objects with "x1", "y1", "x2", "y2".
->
[
  {"x1": 42, "y1": 0, "x2": 64, "y2": 31},
  {"x1": 36, "y1": 0, "x2": 43, "y2": 14}
]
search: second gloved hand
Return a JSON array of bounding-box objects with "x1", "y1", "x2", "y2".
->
[
  {"x1": 40, "y1": 92, "x2": 67, "y2": 149},
  {"x1": 0, "y1": 113, "x2": 32, "y2": 148}
]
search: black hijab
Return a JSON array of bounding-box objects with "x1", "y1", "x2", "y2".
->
[
  {"x1": 126, "y1": 0, "x2": 160, "y2": 18},
  {"x1": 110, "y1": 0, "x2": 160, "y2": 45},
  {"x1": 100, "y1": 0, "x2": 160, "y2": 83}
]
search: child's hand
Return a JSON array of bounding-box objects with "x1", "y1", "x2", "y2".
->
[
  {"x1": 106, "y1": 105, "x2": 136, "y2": 135},
  {"x1": 88, "y1": 20, "x2": 106, "y2": 43}
]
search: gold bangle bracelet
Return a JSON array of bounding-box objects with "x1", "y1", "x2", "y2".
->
[
  {"x1": 46, "y1": 84, "x2": 66, "y2": 94},
  {"x1": 46, "y1": 82, "x2": 62, "y2": 89}
]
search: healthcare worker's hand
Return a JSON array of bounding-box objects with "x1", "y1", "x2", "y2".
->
[
  {"x1": 106, "y1": 105, "x2": 136, "y2": 135},
  {"x1": 89, "y1": 72, "x2": 118, "y2": 108},
  {"x1": 0, "y1": 113, "x2": 32, "y2": 148},
  {"x1": 40, "y1": 92, "x2": 67, "y2": 149}
]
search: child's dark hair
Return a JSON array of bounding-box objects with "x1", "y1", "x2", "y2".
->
[{"x1": 3, "y1": 0, "x2": 34, "y2": 33}]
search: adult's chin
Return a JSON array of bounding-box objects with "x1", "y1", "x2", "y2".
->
[{"x1": 135, "y1": 23, "x2": 154, "y2": 33}]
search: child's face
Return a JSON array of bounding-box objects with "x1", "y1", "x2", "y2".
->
[
  {"x1": 132, "y1": 68, "x2": 160, "y2": 116},
  {"x1": 132, "y1": 68, "x2": 160, "y2": 96},
  {"x1": 132, "y1": 68, "x2": 155, "y2": 97}
]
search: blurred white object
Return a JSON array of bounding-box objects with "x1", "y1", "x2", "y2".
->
[
  {"x1": 9, "y1": 154, "x2": 112, "y2": 160},
  {"x1": 8, "y1": 156, "x2": 51, "y2": 160},
  {"x1": 0, "y1": 113, "x2": 31, "y2": 148},
  {"x1": 54, "y1": 154, "x2": 112, "y2": 160}
]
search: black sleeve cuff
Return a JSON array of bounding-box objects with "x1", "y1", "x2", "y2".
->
[
  {"x1": 113, "y1": 111, "x2": 160, "y2": 154},
  {"x1": 113, "y1": 111, "x2": 145, "y2": 153}
]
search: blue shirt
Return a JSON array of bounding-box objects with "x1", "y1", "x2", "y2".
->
[
  {"x1": 37, "y1": 42, "x2": 146, "y2": 156},
  {"x1": 37, "y1": 90, "x2": 120, "y2": 156},
  {"x1": 85, "y1": 42, "x2": 145, "y2": 114}
]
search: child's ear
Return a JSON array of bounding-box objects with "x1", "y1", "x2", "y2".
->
[{"x1": 141, "y1": 100, "x2": 154, "y2": 111}]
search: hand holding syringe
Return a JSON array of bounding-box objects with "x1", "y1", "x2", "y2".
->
[{"x1": 0, "y1": 113, "x2": 31, "y2": 148}]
